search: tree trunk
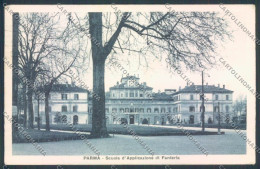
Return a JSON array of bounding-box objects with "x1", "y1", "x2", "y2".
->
[
  {"x1": 45, "y1": 92, "x2": 50, "y2": 131},
  {"x1": 91, "y1": 60, "x2": 109, "y2": 138},
  {"x1": 23, "y1": 84, "x2": 27, "y2": 128},
  {"x1": 12, "y1": 13, "x2": 19, "y2": 119},
  {"x1": 89, "y1": 12, "x2": 109, "y2": 138},
  {"x1": 27, "y1": 90, "x2": 34, "y2": 129},
  {"x1": 37, "y1": 98, "x2": 40, "y2": 130}
]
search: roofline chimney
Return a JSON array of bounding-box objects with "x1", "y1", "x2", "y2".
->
[{"x1": 223, "y1": 85, "x2": 225, "y2": 89}]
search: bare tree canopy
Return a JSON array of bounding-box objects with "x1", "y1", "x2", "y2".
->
[
  {"x1": 18, "y1": 13, "x2": 64, "y2": 128},
  {"x1": 18, "y1": 13, "x2": 87, "y2": 130}
]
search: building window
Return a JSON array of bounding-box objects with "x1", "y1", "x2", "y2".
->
[
  {"x1": 214, "y1": 106, "x2": 219, "y2": 112},
  {"x1": 147, "y1": 108, "x2": 151, "y2": 113},
  {"x1": 121, "y1": 93, "x2": 123, "y2": 97},
  {"x1": 73, "y1": 115, "x2": 78, "y2": 125},
  {"x1": 120, "y1": 108, "x2": 124, "y2": 113},
  {"x1": 130, "y1": 108, "x2": 134, "y2": 112},
  {"x1": 125, "y1": 92, "x2": 128, "y2": 97},
  {"x1": 74, "y1": 94, "x2": 79, "y2": 100},
  {"x1": 140, "y1": 108, "x2": 144, "y2": 113},
  {"x1": 161, "y1": 108, "x2": 165, "y2": 113},
  {"x1": 173, "y1": 96, "x2": 178, "y2": 101},
  {"x1": 190, "y1": 95, "x2": 194, "y2": 100},
  {"x1": 62, "y1": 105, "x2": 67, "y2": 112},
  {"x1": 226, "y1": 95, "x2": 229, "y2": 100},
  {"x1": 226, "y1": 106, "x2": 229, "y2": 112},
  {"x1": 167, "y1": 107, "x2": 171, "y2": 113},
  {"x1": 130, "y1": 92, "x2": 134, "y2": 97},
  {"x1": 61, "y1": 94, "x2": 67, "y2": 100},
  {"x1": 135, "y1": 92, "x2": 138, "y2": 97},
  {"x1": 112, "y1": 108, "x2": 117, "y2": 113},
  {"x1": 140, "y1": 94, "x2": 143, "y2": 97},
  {"x1": 215, "y1": 95, "x2": 218, "y2": 100},
  {"x1": 73, "y1": 105, "x2": 78, "y2": 112},
  {"x1": 135, "y1": 108, "x2": 139, "y2": 112},
  {"x1": 154, "y1": 108, "x2": 159, "y2": 113},
  {"x1": 189, "y1": 106, "x2": 195, "y2": 112},
  {"x1": 113, "y1": 93, "x2": 115, "y2": 97},
  {"x1": 125, "y1": 108, "x2": 129, "y2": 112}
]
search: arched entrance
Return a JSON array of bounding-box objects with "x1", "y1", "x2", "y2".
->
[
  {"x1": 154, "y1": 116, "x2": 159, "y2": 124},
  {"x1": 73, "y1": 115, "x2": 78, "y2": 125},
  {"x1": 142, "y1": 118, "x2": 148, "y2": 124},
  {"x1": 189, "y1": 115, "x2": 194, "y2": 124},
  {"x1": 129, "y1": 115, "x2": 135, "y2": 124},
  {"x1": 208, "y1": 117, "x2": 213, "y2": 124},
  {"x1": 161, "y1": 117, "x2": 165, "y2": 125}
]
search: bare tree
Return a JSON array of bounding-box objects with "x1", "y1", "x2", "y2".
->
[
  {"x1": 84, "y1": 11, "x2": 231, "y2": 138},
  {"x1": 233, "y1": 95, "x2": 247, "y2": 121},
  {"x1": 18, "y1": 13, "x2": 65, "y2": 128},
  {"x1": 40, "y1": 54, "x2": 78, "y2": 131},
  {"x1": 37, "y1": 24, "x2": 85, "y2": 131}
]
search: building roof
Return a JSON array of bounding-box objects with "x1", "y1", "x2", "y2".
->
[
  {"x1": 121, "y1": 75, "x2": 140, "y2": 80},
  {"x1": 173, "y1": 85, "x2": 233, "y2": 94},
  {"x1": 110, "y1": 84, "x2": 153, "y2": 90},
  {"x1": 152, "y1": 92, "x2": 173, "y2": 100},
  {"x1": 51, "y1": 84, "x2": 88, "y2": 93}
]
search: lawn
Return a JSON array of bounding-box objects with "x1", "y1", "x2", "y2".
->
[
  {"x1": 13, "y1": 129, "x2": 89, "y2": 143},
  {"x1": 49, "y1": 124, "x2": 223, "y2": 136},
  {"x1": 14, "y1": 124, "x2": 224, "y2": 143}
]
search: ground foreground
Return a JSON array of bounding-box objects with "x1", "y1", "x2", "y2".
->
[{"x1": 13, "y1": 126, "x2": 246, "y2": 155}]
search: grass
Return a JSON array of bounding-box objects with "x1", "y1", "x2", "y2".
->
[
  {"x1": 13, "y1": 129, "x2": 89, "y2": 143},
  {"x1": 167, "y1": 123, "x2": 246, "y2": 130},
  {"x1": 49, "y1": 124, "x2": 224, "y2": 136},
  {"x1": 14, "y1": 124, "x2": 224, "y2": 143}
]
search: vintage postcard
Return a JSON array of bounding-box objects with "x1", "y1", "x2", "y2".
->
[{"x1": 4, "y1": 4, "x2": 257, "y2": 165}]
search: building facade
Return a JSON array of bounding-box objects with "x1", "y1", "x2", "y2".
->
[
  {"x1": 172, "y1": 84, "x2": 233, "y2": 124},
  {"x1": 33, "y1": 84, "x2": 88, "y2": 125},
  {"x1": 88, "y1": 76, "x2": 175, "y2": 125},
  {"x1": 33, "y1": 76, "x2": 233, "y2": 126},
  {"x1": 88, "y1": 76, "x2": 234, "y2": 125}
]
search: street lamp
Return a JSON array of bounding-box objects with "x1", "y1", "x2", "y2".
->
[
  {"x1": 201, "y1": 71, "x2": 205, "y2": 132},
  {"x1": 218, "y1": 102, "x2": 221, "y2": 134},
  {"x1": 201, "y1": 70, "x2": 210, "y2": 132}
]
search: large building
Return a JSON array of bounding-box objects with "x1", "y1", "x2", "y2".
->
[
  {"x1": 88, "y1": 75, "x2": 174, "y2": 125},
  {"x1": 33, "y1": 83, "x2": 89, "y2": 125},
  {"x1": 172, "y1": 84, "x2": 233, "y2": 124},
  {"x1": 33, "y1": 76, "x2": 233, "y2": 126},
  {"x1": 88, "y1": 75, "x2": 234, "y2": 125}
]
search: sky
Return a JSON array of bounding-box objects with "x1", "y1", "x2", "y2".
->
[
  {"x1": 6, "y1": 5, "x2": 255, "y2": 100},
  {"x1": 76, "y1": 5, "x2": 255, "y2": 100}
]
